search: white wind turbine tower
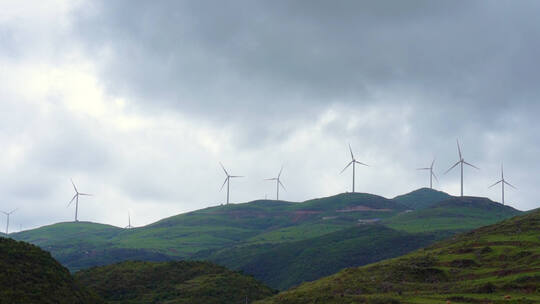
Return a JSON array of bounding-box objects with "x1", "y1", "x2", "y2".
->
[
  {"x1": 67, "y1": 179, "x2": 92, "y2": 222},
  {"x1": 125, "y1": 211, "x2": 134, "y2": 229},
  {"x1": 340, "y1": 144, "x2": 368, "y2": 193},
  {"x1": 220, "y1": 162, "x2": 243, "y2": 205},
  {"x1": 444, "y1": 140, "x2": 479, "y2": 196},
  {"x1": 1, "y1": 209, "x2": 17, "y2": 234},
  {"x1": 417, "y1": 158, "x2": 438, "y2": 189},
  {"x1": 265, "y1": 166, "x2": 286, "y2": 200},
  {"x1": 489, "y1": 164, "x2": 516, "y2": 205}
]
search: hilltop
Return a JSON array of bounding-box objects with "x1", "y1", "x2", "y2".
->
[
  {"x1": 393, "y1": 187, "x2": 452, "y2": 210},
  {"x1": 255, "y1": 209, "x2": 540, "y2": 304},
  {"x1": 75, "y1": 260, "x2": 275, "y2": 303},
  {"x1": 385, "y1": 196, "x2": 522, "y2": 233},
  {"x1": 0, "y1": 237, "x2": 103, "y2": 303}
]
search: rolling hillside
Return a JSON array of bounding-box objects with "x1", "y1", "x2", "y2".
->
[
  {"x1": 75, "y1": 260, "x2": 275, "y2": 303},
  {"x1": 255, "y1": 209, "x2": 540, "y2": 304},
  {"x1": 0, "y1": 237, "x2": 103, "y2": 303},
  {"x1": 11, "y1": 189, "x2": 523, "y2": 289}
]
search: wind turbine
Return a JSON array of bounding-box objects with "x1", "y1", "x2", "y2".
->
[
  {"x1": 1, "y1": 209, "x2": 17, "y2": 234},
  {"x1": 340, "y1": 144, "x2": 368, "y2": 192},
  {"x1": 125, "y1": 211, "x2": 134, "y2": 229},
  {"x1": 444, "y1": 140, "x2": 479, "y2": 196},
  {"x1": 417, "y1": 158, "x2": 438, "y2": 189},
  {"x1": 265, "y1": 166, "x2": 286, "y2": 200},
  {"x1": 220, "y1": 163, "x2": 243, "y2": 205},
  {"x1": 489, "y1": 164, "x2": 516, "y2": 205},
  {"x1": 67, "y1": 179, "x2": 92, "y2": 222}
]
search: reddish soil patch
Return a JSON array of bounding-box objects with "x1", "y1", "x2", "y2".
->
[
  {"x1": 291, "y1": 210, "x2": 322, "y2": 222},
  {"x1": 336, "y1": 206, "x2": 393, "y2": 212}
]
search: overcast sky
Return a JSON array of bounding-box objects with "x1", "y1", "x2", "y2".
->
[{"x1": 1, "y1": 0, "x2": 539, "y2": 231}]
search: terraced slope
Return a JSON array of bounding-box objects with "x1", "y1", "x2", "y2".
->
[
  {"x1": 0, "y1": 237, "x2": 103, "y2": 303},
  {"x1": 255, "y1": 209, "x2": 540, "y2": 304},
  {"x1": 75, "y1": 260, "x2": 275, "y2": 304}
]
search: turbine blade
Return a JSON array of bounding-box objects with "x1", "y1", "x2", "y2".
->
[
  {"x1": 265, "y1": 178, "x2": 277, "y2": 181},
  {"x1": 340, "y1": 161, "x2": 353, "y2": 174},
  {"x1": 219, "y1": 162, "x2": 229, "y2": 176},
  {"x1": 278, "y1": 166, "x2": 283, "y2": 178},
  {"x1": 79, "y1": 193, "x2": 92, "y2": 196},
  {"x1": 348, "y1": 144, "x2": 354, "y2": 160},
  {"x1": 488, "y1": 180, "x2": 502, "y2": 188},
  {"x1": 354, "y1": 160, "x2": 368, "y2": 166},
  {"x1": 504, "y1": 180, "x2": 517, "y2": 189},
  {"x1": 279, "y1": 180, "x2": 286, "y2": 190},
  {"x1": 220, "y1": 177, "x2": 228, "y2": 191},
  {"x1": 444, "y1": 161, "x2": 460, "y2": 174},
  {"x1": 456, "y1": 139, "x2": 462, "y2": 159},
  {"x1": 67, "y1": 194, "x2": 77, "y2": 207},
  {"x1": 71, "y1": 179, "x2": 78, "y2": 193},
  {"x1": 432, "y1": 171, "x2": 439, "y2": 183},
  {"x1": 463, "y1": 161, "x2": 479, "y2": 170},
  {"x1": 230, "y1": 175, "x2": 244, "y2": 178},
  {"x1": 416, "y1": 168, "x2": 430, "y2": 170},
  {"x1": 431, "y1": 158, "x2": 436, "y2": 168}
]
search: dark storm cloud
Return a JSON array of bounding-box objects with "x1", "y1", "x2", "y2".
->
[{"x1": 73, "y1": 0, "x2": 540, "y2": 121}]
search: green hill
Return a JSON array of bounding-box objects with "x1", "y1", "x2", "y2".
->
[
  {"x1": 393, "y1": 187, "x2": 452, "y2": 210},
  {"x1": 75, "y1": 260, "x2": 275, "y2": 304},
  {"x1": 12, "y1": 221, "x2": 174, "y2": 271},
  {"x1": 0, "y1": 237, "x2": 103, "y2": 303},
  {"x1": 255, "y1": 209, "x2": 540, "y2": 304},
  {"x1": 385, "y1": 196, "x2": 523, "y2": 233},
  {"x1": 11, "y1": 191, "x2": 523, "y2": 291},
  {"x1": 13, "y1": 192, "x2": 406, "y2": 270},
  {"x1": 195, "y1": 225, "x2": 448, "y2": 290}
]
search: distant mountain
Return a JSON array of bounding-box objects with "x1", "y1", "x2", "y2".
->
[
  {"x1": 0, "y1": 237, "x2": 103, "y2": 303},
  {"x1": 195, "y1": 225, "x2": 447, "y2": 290},
  {"x1": 393, "y1": 187, "x2": 452, "y2": 209},
  {"x1": 255, "y1": 209, "x2": 540, "y2": 304},
  {"x1": 385, "y1": 196, "x2": 522, "y2": 233},
  {"x1": 75, "y1": 260, "x2": 275, "y2": 304}
]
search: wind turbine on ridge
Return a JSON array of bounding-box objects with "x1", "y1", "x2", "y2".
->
[
  {"x1": 265, "y1": 166, "x2": 286, "y2": 200},
  {"x1": 417, "y1": 158, "x2": 438, "y2": 189},
  {"x1": 444, "y1": 140, "x2": 479, "y2": 196},
  {"x1": 340, "y1": 144, "x2": 368, "y2": 193},
  {"x1": 1, "y1": 209, "x2": 17, "y2": 234},
  {"x1": 67, "y1": 179, "x2": 92, "y2": 222},
  {"x1": 489, "y1": 163, "x2": 516, "y2": 205},
  {"x1": 220, "y1": 162, "x2": 243, "y2": 205},
  {"x1": 125, "y1": 211, "x2": 134, "y2": 229}
]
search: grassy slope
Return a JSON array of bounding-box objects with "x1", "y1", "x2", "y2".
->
[
  {"x1": 0, "y1": 237, "x2": 103, "y2": 303},
  {"x1": 393, "y1": 187, "x2": 452, "y2": 210},
  {"x1": 75, "y1": 260, "x2": 276, "y2": 304},
  {"x1": 385, "y1": 196, "x2": 523, "y2": 233},
  {"x1": 255, "y1": 210, "x2": 540, "y2": 304},
  {"x1": 195, "y1": 225, "x2": 449, "y2": 290}
]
